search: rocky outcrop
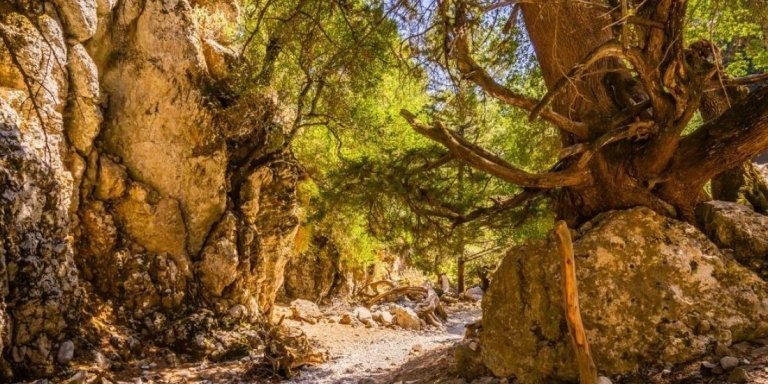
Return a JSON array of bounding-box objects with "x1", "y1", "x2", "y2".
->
[
  {"x1": 0, "y1": 7, "x2": 80, "y2": 379},
  {"x1": 0, "y1": 0, "x2": 302, "y2": 379},
  {"x1": 697, "y1": 200, "x2": 768, "y2": 278},
  {"x1": 283, "y1": 234, "x2": 354, "y2": 302},
  {"x1": 480, "y1": 208, "x2": 768, "y2": 383}
]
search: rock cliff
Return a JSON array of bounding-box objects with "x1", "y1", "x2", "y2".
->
[
  {"x1": 480, "y1": 207, "x2": 768, "y2": 383},
  {"x1": 0, "y1": 0, "x2": 300, "y2": 379}
]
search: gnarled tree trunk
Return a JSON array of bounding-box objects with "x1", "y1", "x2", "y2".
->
[{"x1": 406, "y1": 1, "x2": 768, "y2": 225}]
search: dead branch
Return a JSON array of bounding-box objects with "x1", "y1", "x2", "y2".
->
[
  {"x1": 400, "y1": 110, "x2": 591, "y2": 189},
  {"x1": 360, "y1": 280, "x2": 396, "y2": 295},
  {"x1": 554, "y1": 221, "x2": 598, "y2": 384},
  {"x1": 720, "y1": 72, "x2": 768, "y2": 87},
  {"x1": 415, "y1": 285, "x2": 448, "y2": 326},
  {"x1": 364, "y1": 286, "x2": 427, "y2": 306}
]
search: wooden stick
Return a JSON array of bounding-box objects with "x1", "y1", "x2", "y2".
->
[{"x1": 554, "y1": 221, "x2": 598, "y2": 384}]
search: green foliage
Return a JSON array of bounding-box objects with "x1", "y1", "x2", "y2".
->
[
  {"x1": 226, "y1": 0, "x2": 768, "y2": 284},
  {"x1": 686, "y1": 0, "x2": 768, "y2": 75}
]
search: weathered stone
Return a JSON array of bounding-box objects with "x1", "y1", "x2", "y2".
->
[
  {"x1": 353, "y1": 307, "x2": 373, "y2": 323},
  {"x1": 721, "y1": 356, "x2": 740, "y2": 370},
  {"x1": 727, "y1": 367, "x2": 750, "y2": 383},
  {"x1": 100, "y1": 0, "x2": 227, "y2": 256},
  {"x1": 197, "y1": 213, "x2": 239, "y2": 297},
  {"x1": 283, "y1": 233, "x2": 351, "y2": 302},
  {"x1": 481, "y1": 207, "x2": 768, "y2": 383},
  {"x1": 64, "y1": 44, "x2": 102, "y2": 154},
  {"x1": 94, "y1": 156, "x2": 126, "y2": 200},
  {"x1": 56, "y1": 341, "x2": 75, "y2": 365},
  {"x1": 463, "y1": 286, "x2": 483, "y2": 301},
  {"x1": 339, "y1": 314, "x2": 354, "y2": 325},
  {"x1": 697, "y1": 201, "x2": 768, "y2": 278},
  {"x1": 95, "y1": 0, "x2": 117, "y2": 16},
  {"x1": 290, "y1": 299, "x2": 322, "y2": 324},
  {"x1": 373, "y1": 310, "x2": 394, "y2": 325},
  {"x1": 53, "y1": 0, "x2": 98, "y2": 42},
  {"x1": 79, "y1": 200, "x2": 117, "y2": 265},
  {"x1": 391, "y1": 305, "x2": 421, "y2": 330},
  {"x1": 116, "y1": 184, "x2": 186, "y2": 258},
  {"x1": 234, "y1": 159, "x2": 301, "y2": 314},
  {"x1": 0, "y1": 12, "x2": 79, "y2": 378},
  {"x1": 202, "y1": 39, "x2": 236, "y2": 81}
]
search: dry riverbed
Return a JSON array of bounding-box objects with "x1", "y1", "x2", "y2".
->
[{"x1": 284, "y1": 304, "x2": 481, "y2": 383}]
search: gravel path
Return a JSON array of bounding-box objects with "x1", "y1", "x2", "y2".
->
[{"x1": 286, "y1": 305, "x2": 481, "y2": 384}]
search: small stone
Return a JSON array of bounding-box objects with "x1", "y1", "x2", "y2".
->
[
  {"x1": 701, "y1": 361, "x2": 718, "y2": 370},
  {"x1": 353, "y1": 307, "x2": 373, "y2": 322},
  {"x1": 727, "y1": 367, "x2": 750, "y2": 383},
  {"x1": 57, "y1": 340, "x2": 75, "y2": 365},
  {"x1": 597, "y1": 377, "x2": 613, "y2": 384},
  {"x1": 411, "y1": 344, "x2": 423, "y2": 353},
  {"x1": 721, "y1": 356, "x2": 740, "y2": 370},
  {"x1": 339, "y1": 313, "x2": 353, "y2": 325}
]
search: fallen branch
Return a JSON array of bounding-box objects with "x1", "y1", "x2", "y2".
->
[
  {"x1": 554, "y1": 221, "x2": 598, "y2": 384},
  {"x1": 364, "y1": 286, "x2": 427, "y2": 307}
]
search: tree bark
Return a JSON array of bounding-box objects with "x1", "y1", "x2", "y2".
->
[{"x1": 457, "y1": 256, "x2": 466, "y2": 293}]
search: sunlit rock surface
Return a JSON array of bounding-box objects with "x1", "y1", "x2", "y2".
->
[{"x1": 481, "y1": 207, "x2": 768, "y2": 383}]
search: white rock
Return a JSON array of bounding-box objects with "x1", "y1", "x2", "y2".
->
[
  {"x1": 290, "y1": 299, "x2": 322, "y2": 324},
  {"x1": 374, "y1": 310, "x2": 394, "y2": 325},
  {"x1": 721, "y1": 356, "x2": 740, "y2": 370},
  {"x1": 464, "y1": 286, "x2": 483, "y2": 301},
  {"x1": 353, "y1": 306, "x2": 373, "y2": 322},
  {"x1": 391, "y1": 305, "x2": 421, "y2": 330},
  {"x1": 57, "y1": 340, "x2": 75, "y2": 364}
]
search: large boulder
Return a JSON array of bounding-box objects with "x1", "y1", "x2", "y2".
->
[
  {"x1": 696, "y1": 200, "x2": 768, "y2": 278},
  {"x1": 481, "y1": 207, "x2": 768, "y2": 383}
]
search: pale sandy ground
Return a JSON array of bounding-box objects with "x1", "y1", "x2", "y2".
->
[{"x1": 285, "y1": 305, "x2": 481, "y2": 384}]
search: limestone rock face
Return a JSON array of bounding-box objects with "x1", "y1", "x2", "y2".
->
[
  {"x1": 53, "y1": 0, "x2": 98, "y2": 42},
  {"x1": 113, "y1": 183, "x2": 189, "y2": 274},
  {"x1": 0, "y1": 10, "x2": 80, "y2": 379},
  {"x1": 481, "y1": 207, "x2": 768, "y2": 383},
  {"x1": 697, "y1": 201, "x2": 768, "y2": 278},
  {"x1": 0, "y1": 0, "x2": 304, "y2": 379},
  {"x1": 99, "y1": 0, "x2": 227, "y2": 256},
  {"x1": 198, "y1": 212, "x2": 240, "y2": 297},
  {"x1": 64, "y1": 43, "x2": 102, "y2": 154},
  {"x1": 283, "y1": 234, "x2": 351, "y2": 302}
]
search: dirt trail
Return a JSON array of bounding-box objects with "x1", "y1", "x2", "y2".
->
[{"x1": 286, "y1": 305, "x2": 481, "y2": 383}]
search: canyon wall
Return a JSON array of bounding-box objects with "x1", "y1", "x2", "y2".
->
[{"x1": 0, "y1": 0, "x2": 300, "y2": 379}]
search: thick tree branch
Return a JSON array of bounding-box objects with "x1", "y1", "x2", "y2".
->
[
  {"x1": 452, "y1": 188, "x2": 541, "y2": 226},
  {"x1": 448, "y1": 2, "x2": 589, "y2": 138},
  {"x1": 400, "y1": 110, "x2": 591, "y2": 188},
  {"x1": 664, "y1": 86, "x2": 768, "y2": 186}
]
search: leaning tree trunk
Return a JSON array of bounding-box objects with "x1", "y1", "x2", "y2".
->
[{"x1": 702, "y1": 77, "x2": 768, "y2": 214}]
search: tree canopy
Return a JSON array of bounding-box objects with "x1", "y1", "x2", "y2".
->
[{"x1": 221, "y1": 0, "x2": 768, "y2": 282}]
